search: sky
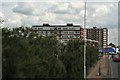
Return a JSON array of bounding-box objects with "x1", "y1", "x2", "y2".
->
[{"x1": 0, "y1": 0, "x2": 119, "y2": 45}]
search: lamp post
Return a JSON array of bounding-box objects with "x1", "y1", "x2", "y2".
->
[
  {"x1": 0, "y1": 17, "x2": 4, "y2": 28},
  {"x1": 83, "y1": 1, "x2": 101, "y2": 78},
  {"x1": 99, "y1": 28, "x2": 102, "y2": 76},
  {"x1": 83, "y1": 1, "x2": 87, "y2": 79},
  {"x1": 0, "y1": 17, "x2": 4, "y2": 80}
]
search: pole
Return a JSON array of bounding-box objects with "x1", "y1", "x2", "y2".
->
[
  {"x1": 0, "y1": 17, "x2": 4, "y2": 28},
  {"x1": 98, "y1": 28, "x2": 101, "y2": 76},
  {"x1": 84, "y1": 1, "x2": 86, "y2": 79}
]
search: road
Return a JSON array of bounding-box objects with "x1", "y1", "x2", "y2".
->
[
  {"x1": 108, "y1": 55, "x2": 120, "y2": 79},
  {"x1": 118, "y1": 63, "x2": 120, "y2": 79}
]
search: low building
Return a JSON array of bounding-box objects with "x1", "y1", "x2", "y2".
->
[{"x1": 31, "y1": 23, "x2": 84, "y2": 42}]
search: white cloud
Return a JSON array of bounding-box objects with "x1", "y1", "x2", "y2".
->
[
  {"x1": 3, "y1": 2, "x2": 118, "y2": 28},
  {"x1": 12, "y1": 2, "x2": 34, "y2": 15},
  {"x1": 42, "y1": 12, "x2": 56, "y2": 22},
  {"x1": 95, "y1": 5, "x2": 110, "y2": 16},
  {"x1": 79, "y1": 10, "x2": 88, "y2": 17},
  {"x1": 92, "y1": 13, "x2": 95, "y2": 17},
  {"x1": 70, "y1": 2, "x2": 84, "y2": 9},
  {"x1": 0, "y1": 11, "x2": 4, "y2": 18},
  {"x1": 1, "y1": 0, "x2": 119, "y2": 2},
  {"x1": 86, "y1": 3, "x2": 118, "y2": 28},
  {"x1": 109, "y1": 4, "x2": 114, "y2": 7},
  {"x1": 2, "y1": 2, "x2": 118, "y2": 44},
  {"x1": 108, "y1": 28, "x2": 118, "y2": 45},
  {"x1": 12, "y1": 2, "x2": 44, "y2": 16}
]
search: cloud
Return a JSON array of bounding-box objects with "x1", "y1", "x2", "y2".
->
[
  {"x1": 12, "y1": 2, "x2": 44, "y2": 16},
  {"x1": 46, "y1": 2, "x2": 118, "y2": 29},
  {"x1": 4, "y1": 2, "x2": 118, "y2": 28},
  {"x1": 0, "y1": 11, "x2": 4, "y2": 18},
  {"x1": 5, "y1": 2, "x2": 117, "y2": 28},
  {"x1": 1, "y1": 2, "x2": 119, "y2": 45},
  {"x1": 86, "y1": 3, "x2": 118, "y2": 29},
  {"x1": 1, "y1": 0, "x2": 119, "y2": 2},
  {"x1": 70, "y1": 2, "x2": 84, "y2": 9},
  {"x1": 48, "y1": 2, "x2": 85, "y2": 15},
  {"x1": 108, "y1": 28, "x2": 118, "y2": 45},
  {"x1": 12, "y1": 2, "x2": 34, "y2": 15},
  {"x1": 48, "y1": 2, "x2": 70, "y2": 14}
]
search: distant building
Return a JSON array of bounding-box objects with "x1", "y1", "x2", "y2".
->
[
  {"x1": 86, "y1": 27, "x2": 108, "y2": 48},
  {"x1": 31, "y1": 23, "x2": 84, "y2": 43},
  {"x1": 31, "y1": 24, "x2": 108, "y2": 48}
]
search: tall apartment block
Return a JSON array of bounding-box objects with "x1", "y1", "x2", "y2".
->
[
  {"x1": 31, "y1": 23, "x2": 83, "y2": 43},
  {"x1": 86, "y1": 27, "x2": 108, "y2": 48}
]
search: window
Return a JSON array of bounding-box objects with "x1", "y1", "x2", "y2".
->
[
  {"x1": 69, "y1": 31, "x2": 74, "y2": 34},
  {"x1": 54, "y1": 28, "x2": 57, "y2": 30},
  {"x1": 76, "y1": 31, "x2": 80, "y2": 34},
  {"x1": 39, "y1": 31, "x2": 43, "y2": 34},
  {"x1": 38, "y1": 28, "x2": 43, "y2": 30},
  {"x1": 58, "y1": 28, "x2": 61, "y2": 30},
  {"x1": 103, "y1": 29, "x2": 106, "y2": 32},
  {"x1": 69, "y1": 28, "x2": 74, "y2": 30},
  {"x1": 57, "y1": 31, "x2": 61, "y2": 34},
  {"x1": 63, "y1": 31, "x2": 68, "y2": 34},
  {"x1": 62, "y1": 35, "x2": 68, "y2": 38},
  {"x1": 34, "y1": 28, "x2": 37, "y2": 30},
  {"x1": 76, "y1": 35, "x2": 80, "y2": 38},
  {"x1": 69, "y1": 35, "x2": 74, "y2": 38},
  {"x1": 63, "y1": 28, "x2": 67, "y2": 30},
  {"x1": 50, "y1": 28, "x2": 54, "y2": 30}
]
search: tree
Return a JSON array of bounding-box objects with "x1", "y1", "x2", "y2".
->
[
  {"x1": 2, "y1": 27, "x2": 99, "y2": 79},
  {"x1": 86, "y1": 45, "x2": 98, "y2": 75},
  {"x1": 2, "y1": 28, "x2": 66, "y2": 78},
  {"x1": 60, "y1": 40, "x2": 84, "y2": 78}
]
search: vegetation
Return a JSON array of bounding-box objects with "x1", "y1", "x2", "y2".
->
[{"x1": 2, "y1": 27, "x2": 98, "y2": 79}]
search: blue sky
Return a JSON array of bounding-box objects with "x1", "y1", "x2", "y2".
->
[{"x1": 0, "y1": 0, "x2": 119, "y2": 45}]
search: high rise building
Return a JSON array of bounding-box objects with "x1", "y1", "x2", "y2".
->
[{"x1": 86, "y1": 27, "x2": 108, "y2": 48}]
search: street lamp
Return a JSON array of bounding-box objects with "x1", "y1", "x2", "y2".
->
[
  {"x1": 83, "y1": 1, "x2": 101, "y2": 78},
  {"x1": 0, "y1": 17, "x2": 3, "y2": 80},
  {"x1": 83, "y1": 1, "x2": 87, "y2": 79},
  {"x1": 0, "y1": 17, "x2": 4, "y2": 25}
]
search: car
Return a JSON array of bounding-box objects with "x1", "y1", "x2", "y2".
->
[{"x1": 112, "y1": 54, "x2": 120, "y2": 62}]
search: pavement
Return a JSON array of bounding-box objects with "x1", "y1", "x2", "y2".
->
[
  {"x1": 118, "y1": 63, "x2": 120, "y2": 79},
  {"x1": 87, "y1": 55, "x2": 109, "y2": 79},
  {"x1": 108, "y1": 55, "x2": 120, "y2": 79}
]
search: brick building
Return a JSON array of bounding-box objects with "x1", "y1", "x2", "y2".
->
[
  {"x1": 31, "y1": 24, "x2": 108, "y2": 48},
  {"x1": 31, "y1": 23, "x2": 83, "y2": 43},
  {"x1": 86, "y1": 27, "x2": 108, "y2": 48}
]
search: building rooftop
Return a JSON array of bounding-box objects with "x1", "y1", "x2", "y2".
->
[
  {"x1": 32, "y1": 23, "x2": 82, "y2": 27},
  {"x1": 85, "y1": 27, "x2": 107, "y2": 29}
]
